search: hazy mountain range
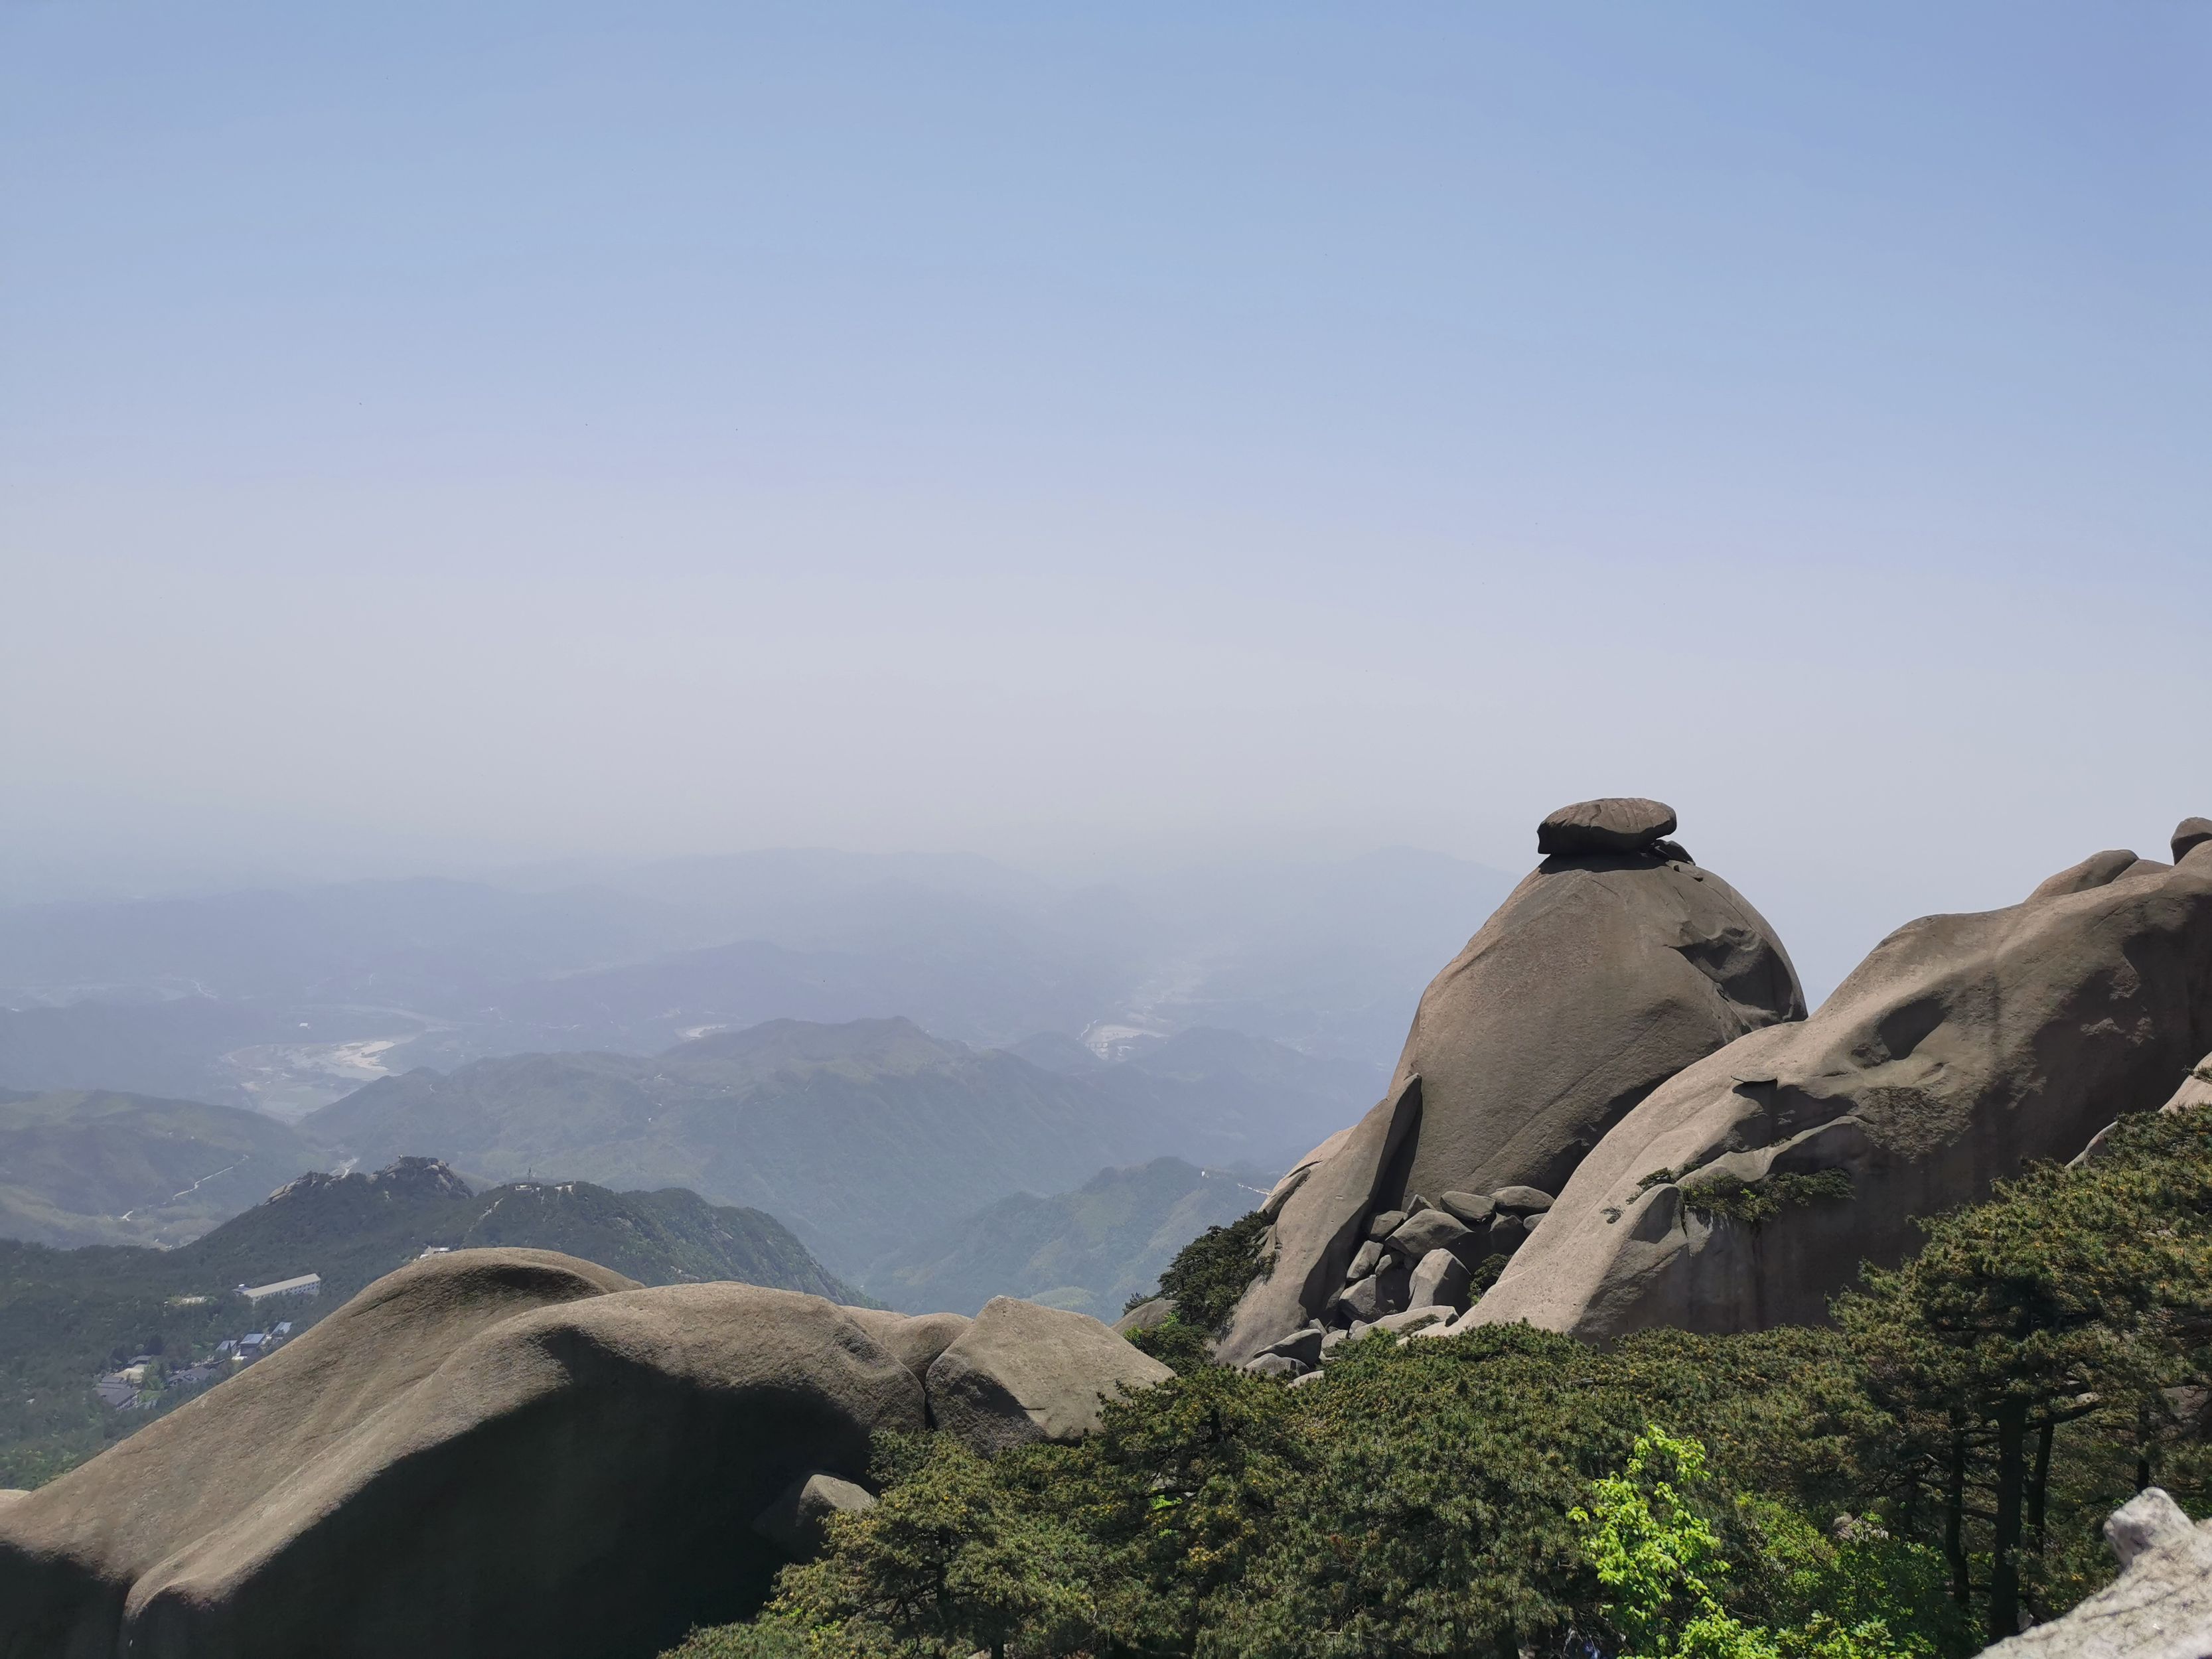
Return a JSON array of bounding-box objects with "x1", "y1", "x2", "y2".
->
[
  {"x1": 301, "y1": 1018, "x2": 1333, "y2": 1275},
  {"x1": 867, "y1": 1155, "x2": 1260, "y2": 1319},
  {"x1": 0, "y1": 847, "x2": 1509, "y2": 1115}
]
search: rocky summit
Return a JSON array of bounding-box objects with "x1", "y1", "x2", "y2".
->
[
  {"x1": 1467, "y1": 823, "x2": 2212, "y2": 1340},
  {"x1": 1218, "y1": 797, "x2": 1803, "y2": 1364}
]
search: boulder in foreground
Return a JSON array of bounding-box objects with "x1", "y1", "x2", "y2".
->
[
  {"x1": 1982, "y1": 1487, "x2": 2212, "y2": 1659},
  {"x1": 926, "y1": 1295, "x2": 1173, "y2": 1454},
  {"x1": 0, "y1": 1249, "x2": 927, "y2": 1659}
]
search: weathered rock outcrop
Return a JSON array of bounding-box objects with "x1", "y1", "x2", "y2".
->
[
  {"x1": 0, "y1": 1250, "x2": 928, "y2": 1659},
  {"x1": 1217, "y1": 798, "x2": 1801, "y2": 1361},
  {"x1": 1467, "y1": 830, "x2": 2212, "y2": 1340},
  {"x1": 1982, "y1": 1487, "x2": 2212, "y2": 1659},
  {"x1": 925, "y1": 1296, "x2": 1173, "y2": 1454}
]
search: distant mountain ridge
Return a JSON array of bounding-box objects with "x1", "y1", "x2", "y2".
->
[
  {"x1": 867, "y1": 1155, "x2": 1262, "y2": 1318},
  {"x1": 0, "y1": 847, "x2": 1510, "y2": 1113},
  {"x1": 304, "y1": 1019, "x2": 1168, "y2": 1272},
  {"x1": 0, "y1": 1088, "x2": 328, "y2": 1248}
]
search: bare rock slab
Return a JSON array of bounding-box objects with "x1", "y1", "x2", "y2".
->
[{"x1": 926, "y1": 1296, "x2": 1171, "y2": 1455}]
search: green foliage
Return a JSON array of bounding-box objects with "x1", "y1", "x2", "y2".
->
[
  {"x1": 676, "y1": 1323, "x2": 1966, "y2": 1659},
  {"x1": 1834, "y1": 1108, "x2": 2212, "y2": 1641},
  {"x1": 1576, "y1": 1427, "x2": 1938, "y2": 1659},
  {"x1": 1127, "y1": 1313, "x2": 1217, "y2": 1375},
  {"x1": 1678, "y1": 1170, "x2": 1855, "y2": 1229},
  {"x1": 759, "y1": 1432, "x2": 1096, "y2": 1659},
  {"x1": 1144, "y1": 1209, "x2": 1272, "y2": 1336}
]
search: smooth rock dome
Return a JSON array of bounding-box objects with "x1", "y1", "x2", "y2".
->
[{"x1": 1217, "y1": 797, "x2": 1802, "y2": 1362}]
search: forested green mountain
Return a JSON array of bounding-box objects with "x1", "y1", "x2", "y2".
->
[
  {"x1": 0, "y1": 1157, "x2": 850, "y2": 1486},
  {"x1": 867, "y1": 1157, "x2": 1262, "y2": 1317},
  {"x1": 0, "y1": 1088, "x2": 328, "y2": 1248}
]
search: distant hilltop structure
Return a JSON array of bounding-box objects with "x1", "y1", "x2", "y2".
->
[{"x1": 236, "y1": 1273, "x2": 320, "y2": 1305}]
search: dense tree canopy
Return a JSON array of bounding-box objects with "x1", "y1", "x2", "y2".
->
[{"x1": 670, "y1": 1109, "x2": 2212, "y2": 1659}]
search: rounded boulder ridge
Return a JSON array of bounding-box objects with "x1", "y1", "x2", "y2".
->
[
  {"x1": 1468, "y1": 842, "x2": 2212, "y2": 1342},
  {"x1": 0, "y1": 1250, "x2": 927, "y2": 1659},
  {"x1": 1536, "y1": 797, "x2": 1678, "y2": 856},
  {"x1": 924, "y1": 1297, "x2": 1172, "y2": 1455}
]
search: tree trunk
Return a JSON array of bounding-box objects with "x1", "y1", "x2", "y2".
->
[
  {"x1": 2028, "y1": 1421, "x2": 2053, "y2": 1557},
  {"x1": 1946, "y1": 1418, "x2": 1970, "y2": 1609},
  {"x1": 1990, "y1": 1399, "x2": 2028, "y2": 1644}
]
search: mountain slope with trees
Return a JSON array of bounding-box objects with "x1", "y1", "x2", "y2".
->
[
  {"x1": 0, "y1": 1157, "x2": 851, "y2": 1488},
  {"x1": 864, "y1": 1157, "x2": 1263, "y2": 1318},
  {"x1": 0, "y1": 1088, "x2": 328, "y2": 1248}
]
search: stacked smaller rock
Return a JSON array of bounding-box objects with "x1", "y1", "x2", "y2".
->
[{"x1": 1243, "y1": 1185, "x2": 1556, "y2": 1378}]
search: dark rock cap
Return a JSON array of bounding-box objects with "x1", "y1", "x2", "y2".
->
[
  {"x1": 2174, "y1": 818, "x2": 2212, "y2": 863},
  {"x1": 1538, "y1": 798, "x2": 1678, "y2": 857}
]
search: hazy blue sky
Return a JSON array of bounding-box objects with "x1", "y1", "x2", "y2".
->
[{"x1": 5, "y1": 3, "x2": 2208, "y2": 994}]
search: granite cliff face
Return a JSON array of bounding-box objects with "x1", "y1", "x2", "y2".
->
[
  {"x1": 1467, "y1": 824, "x2": 2212, "y2": 1340},
  {"x1": 1217, "y1": 799, "x2": 1803, "y2": 1364}
]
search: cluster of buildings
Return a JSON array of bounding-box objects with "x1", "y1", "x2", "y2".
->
[{"x1": 92, "y1": 1272, "x2": 321, "y2": 1411}]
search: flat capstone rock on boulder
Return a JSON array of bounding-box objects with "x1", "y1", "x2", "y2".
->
[
  {"x1": 1469, "y1": 826, "x2": 2212, "y2": 1340},
  {"x1": 2176, "y1": 817, "x2": 2212, "y2": 863},
  {"x1": 1438, "y1": 1191, "x2": 1494, "y2": 1224},
  {"x1": 1384, "y1": 797, "x2": 1803, "y2": 1218},
  {"x1": 0, "y1": 1249, "x2": 928, "y2": 1659},
  {"x1": 925, "y1": 1296, "x2": 1171, "y2": 1455},
  {"x1": 1536, "y1": 796, "x2": 1678, "y2": 855}
]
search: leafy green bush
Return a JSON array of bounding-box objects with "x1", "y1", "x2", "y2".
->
[{"x1": 1678, "y1": 1170, "x2": 1854, "y2": 1228}]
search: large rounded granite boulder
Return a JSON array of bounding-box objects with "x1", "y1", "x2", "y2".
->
[
  {"x1": 1217, "y1": 798, "x2": 1803, "y2": 1362},
  {"x1": 1466, "y1": 828, "x2": 2212, "y2": 1340},
  {"x1": 0, "y1": 1250, "x2": 936, "y2": 1659}
]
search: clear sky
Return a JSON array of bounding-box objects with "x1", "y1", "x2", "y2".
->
[{"x1": 4, "y1": 3, "x2": 2207, "y2": 997}]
